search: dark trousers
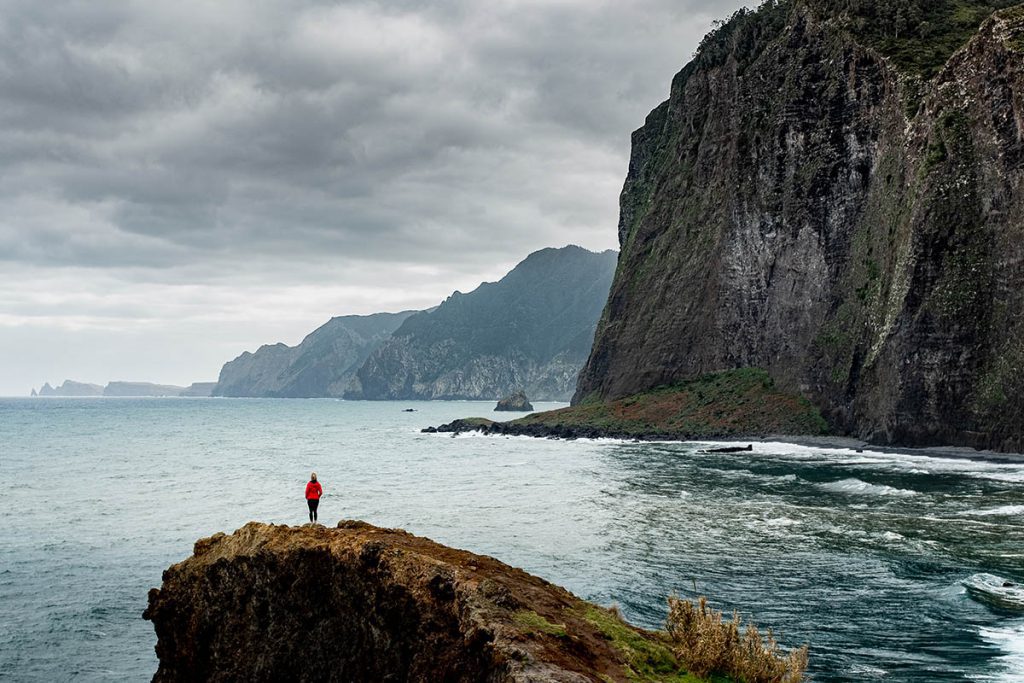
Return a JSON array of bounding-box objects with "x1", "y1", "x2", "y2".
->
[{"x1": 307, "y1": 498, "x2": 319, "y2": 522}]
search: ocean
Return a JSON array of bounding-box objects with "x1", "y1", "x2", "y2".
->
[{"x1": 1, "y1": 397, "x2": 1022, "y2": 682}]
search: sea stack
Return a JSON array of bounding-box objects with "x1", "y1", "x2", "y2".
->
[{"x1": 495, "y1": 390, "x2": 534, "y2": 412}]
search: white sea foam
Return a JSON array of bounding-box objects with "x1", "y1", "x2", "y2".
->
[
  {"x1": 846, "y1": 663, "x2": 891, "y2": 678},
  {"x1": 765, "y1": 517, "x2": 799, "y2": 527},
  {"x1": 817, "y1": 478, "x2": 918, "y2": 497},
  {"x1": 977, "y1": 622, "x2": 1024, "y2": 682},
  {"x1": 967, "y1": 505, "x2": 1024, "y2": 517},
  {"x1": 750, "y1": 441, "x2": 1024, "y2": 484}
]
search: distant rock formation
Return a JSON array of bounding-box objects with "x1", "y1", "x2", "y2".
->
[
  {"x1": 33, "y1": 380, "x2": 218, "y2": 397},
  {"x1": 212, "y1": 312, "x2": 416, "y2": 398},
  {"x1": 495, "y1": 390, "x2": 533, "y2": 412},
  {"x1": 349, "y1": 246, "x2": 617, "y2": 402},
  {"x1": 104, "y1": 382, "x2": 186, "y2": 397},
  {"x1": 36, "y1": 380, "x2": 103, "y2": 397},
  {"x1": 179, "y1": 382, "x2": 217, "y2": 397},
  {"x1": 144, "y1": 521, "x2": 687, "y2": 681}
]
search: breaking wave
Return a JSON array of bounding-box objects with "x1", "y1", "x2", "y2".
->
[
  {"x1": 816, "y1": 478, "x2": 918, "y2": 497},
  {"x1": 967, "y1": 505, "x2": 1024, "y2": 517}
]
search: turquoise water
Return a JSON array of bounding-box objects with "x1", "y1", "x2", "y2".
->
[{"x1": 1, "y1": 397, "x2": 1023, "y2": 682}]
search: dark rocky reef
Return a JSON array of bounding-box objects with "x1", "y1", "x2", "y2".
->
[
  {"x1": 496, "y1": 390, "x2": 534, "y2": 412},
  {"x1": 349, "y1": 246, "x2": 617, "y2": 402},
  {"x1": 144, "y1": 521, "x2": 697, "y2": 682},
  {"x1": 212, "y1": 311, "x2": 415, "y2": 398},
  {"x1": 574, "y1": 2, "x2": 1024, "y2": 452}
]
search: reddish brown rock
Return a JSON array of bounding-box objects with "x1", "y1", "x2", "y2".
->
[{"x1": 143, "y1": 521, "x2": 677, "y2": 682}]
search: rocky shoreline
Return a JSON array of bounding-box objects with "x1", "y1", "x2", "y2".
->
[
  {"x1": 424, "y1": 369, "x2": 831, "y2": 444},
  {"x1": 425, "y1": 419, "x2": 1024, "y2": 464},
  {"x1": 423, "y1": 417, "x2": 729, "y2": 442}
]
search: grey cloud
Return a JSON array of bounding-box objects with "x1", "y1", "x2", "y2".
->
[{"x1": 0, "y1": 0, "x2": 748, "y2": 393}]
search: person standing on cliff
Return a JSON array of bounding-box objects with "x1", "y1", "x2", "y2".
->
[{"x1": 305, "y1": 473, "x2": 322, "y2": 523}]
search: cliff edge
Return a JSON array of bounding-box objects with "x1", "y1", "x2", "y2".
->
[{"x1": 143, "y1": 522, "x2": 707, "y2": 682}]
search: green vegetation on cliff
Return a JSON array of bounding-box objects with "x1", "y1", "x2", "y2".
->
[
  {"x1": 699, "y1": 0, "x2": 1023, "y2": 80},
  {"x1": 527, "y1": 370, "x2": 828, "y2": 438},
  {"x1": 805, "y1": 0, "x2": 1023, "y2": 76},
  {"x1": 429, "y1": 369, "x2": 829, "y2": 440},
  {"x1": 580, "y1": 606, "x2": 708, "y2": 683}
]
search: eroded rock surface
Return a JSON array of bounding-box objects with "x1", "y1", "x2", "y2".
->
[{"x1": 144, "y1": 521, "x2": 671, "y2": 682}]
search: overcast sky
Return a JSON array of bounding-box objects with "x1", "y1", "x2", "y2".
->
[{"x1": 0, "y1": 0, "x2": 747, "y2": 395}]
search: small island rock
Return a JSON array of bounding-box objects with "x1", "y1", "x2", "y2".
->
[{"x1": 495, "y1": 390, "x2": 533, "y2": 412}]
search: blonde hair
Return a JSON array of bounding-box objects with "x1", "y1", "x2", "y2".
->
[{"x1": 310, "y1": 472, "x2": 317, "y2": 481}]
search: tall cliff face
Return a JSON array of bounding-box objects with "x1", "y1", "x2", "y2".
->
[
  {"x1": 350, "y1": 246, "x2": 617, "y2": 401},
  {"x1": 144, "y1": 522, "x2": 686, "y2": 682},
  {"x1": 575, "y1": 2, "x2": 1024, "y2": 451},
  {"x1": 213, "y1": 311, "x2": 415, "y2": 398}
]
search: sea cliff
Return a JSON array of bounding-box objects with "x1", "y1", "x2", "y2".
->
[{"x1": 572, "y1": 1, "x2": 1024, "y2": 451}]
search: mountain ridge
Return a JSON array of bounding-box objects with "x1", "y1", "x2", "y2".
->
[
  {"x1": 212, "y1": 311, "x2": 417, "y2": 398},
  {"x1": 349, "y1": 245, "x2": 617, "y2": 401}
]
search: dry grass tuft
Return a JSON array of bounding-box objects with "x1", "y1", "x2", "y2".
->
[{"x1": 666, "y1": 596, "x2": 808, "y2": 683}]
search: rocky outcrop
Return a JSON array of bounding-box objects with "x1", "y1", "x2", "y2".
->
[
  {"x1": 349, "y1": 246, "x2": 617, "y2": 402},
  {"x1": 496, "y1": 390, "x2": 534, "y2": 412},
  {"x1": 574, "y1": 2, "x2": 1024, "y2": 452},
  {"x1": 36, "y1": 380, "x2": 104, "y2": 396},
  {"x1": 212, "y1": 311, "x2": 415, "y2": 398},
  {"x1": 143, "y1": 522, "x2": 692, "y2": 682}
]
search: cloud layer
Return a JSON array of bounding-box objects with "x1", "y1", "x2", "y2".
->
[{"x1": 0, "y1": 0, "x2": 746, "y2": 393}]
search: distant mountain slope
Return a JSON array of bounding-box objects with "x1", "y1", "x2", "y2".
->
[
  {"x1": 212, "y1": 312, "x2": 416, "y2": 398},
  {"x1": 348, "y1": 246, "x2": 617, "y2": 401}
]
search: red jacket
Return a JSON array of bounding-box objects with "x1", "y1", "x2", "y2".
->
[{"x1": 305, "y1": 481, "x2": 322, "y2": 500}]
